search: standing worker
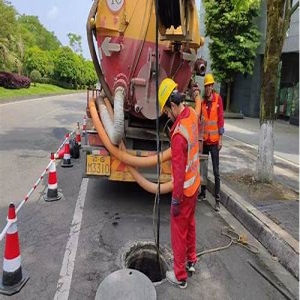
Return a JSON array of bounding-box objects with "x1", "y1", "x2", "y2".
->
[
  {"x1": 199, "y1": 73, "x2": 225, "y2": 211},
  {"x1": 158, "y1": 78, "x2": 200, "y2": 289}
]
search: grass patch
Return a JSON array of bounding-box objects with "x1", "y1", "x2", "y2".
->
[{"x1": 0, "y1": 83, "x2": 85, "y2": 102}]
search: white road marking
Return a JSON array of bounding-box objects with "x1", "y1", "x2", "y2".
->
[{"x1": 54, "y1": 178, "x2": 89, "y2": 300}]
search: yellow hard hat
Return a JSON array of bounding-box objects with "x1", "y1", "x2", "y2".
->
[
  {"x1": 158, "y1": 78, "x2": 177, "y2": 111},
  {"x1": 204, "y1": 73, "x2": 215, "y2": 86}
]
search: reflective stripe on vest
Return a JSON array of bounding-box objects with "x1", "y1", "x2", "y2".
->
[
  {"x1": 201, "y1": 93, "x2": 220, "y2": 143},
  {"x1": 172, "y1": 107, "x2": 200, "y2": 197}
]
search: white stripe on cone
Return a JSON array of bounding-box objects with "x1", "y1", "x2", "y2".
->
[
  {"x1": 49, "y1": 160, "x2": 56, "y2": 172},
  {"x1": 3, "y1": 256, "x2": 21, "y2": 273},
  {"x1": 6, "y1": 222, "x2": 17, "y2": 235},
  {"x1": 48, "y1": 156, "x2": 58, "y2": 190},
  {"x1": 48, "y1": 183, "x2": 58, "y2": 190},
  {"x1": 63, "y1": 153, "x2": 70, "y2": 159}
]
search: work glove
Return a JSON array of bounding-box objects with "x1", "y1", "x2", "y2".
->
[
  {"x1": 171, "y1": 198, "x2": 180, "y2": 217},
  {"x1": 218, "y1": 135, "x2": 223, "y2": 151},
  {"x1": 192, "y1": 83, "x2": 201, "y2": 98}
]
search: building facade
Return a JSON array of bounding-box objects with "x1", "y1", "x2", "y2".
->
[{"x1": 199, "y1": 0, "x2": 299, "y2": 124}]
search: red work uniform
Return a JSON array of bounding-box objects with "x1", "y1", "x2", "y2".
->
[{"x1": 170, "y1": 106, "x2": 200, "y2": 281}]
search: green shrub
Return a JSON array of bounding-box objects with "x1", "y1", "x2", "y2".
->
[{"x1": 30, "y1": 70, "x2": 42, "y2": 86}]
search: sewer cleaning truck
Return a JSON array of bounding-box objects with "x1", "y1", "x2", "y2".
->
[{"x1": 83, "y1": 0, "x2": 207, "y2": 194}]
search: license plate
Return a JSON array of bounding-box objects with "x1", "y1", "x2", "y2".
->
[{"x1": 86, "y1": 155, "x2": 110, "y2": 176}]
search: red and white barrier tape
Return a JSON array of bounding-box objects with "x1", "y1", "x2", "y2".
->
[{"x1": 0, "y1": 123, "x2": 81, "y2": 242}]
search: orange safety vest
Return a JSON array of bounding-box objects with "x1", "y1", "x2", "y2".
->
[
  {"x1": 171, "y1": 107, "x2": 200, "y2": 197},
  {"x1": 201, "y1": 93, "x2": 220, "y2": 143}
]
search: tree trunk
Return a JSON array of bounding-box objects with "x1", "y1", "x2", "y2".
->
[
  {"x1": 257, "y1": 121, "x2": 274, "y2": 181},
  {"x1": 225, "y1": 82, "x2": 231, "y2": 112},
  {"x1": 256, "y1": 0, "x2": 288, "y2": 182}
]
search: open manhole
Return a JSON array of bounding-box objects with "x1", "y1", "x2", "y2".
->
[{"x1": 122, "y1": 241, "x2": 172, "y2": 284}]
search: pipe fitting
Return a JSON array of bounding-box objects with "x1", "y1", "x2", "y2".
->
[
  {"x1": 194, "y1": 58, "x2": 207, "y2": 76},
  {"x1": 113, "y1": 73, "x2": 128, "y2": 95},
  {"x1": 97, "y1": 86, "x2": 125, "y2": 145}
]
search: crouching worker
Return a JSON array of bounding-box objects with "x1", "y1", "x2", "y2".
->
[{"x1": 158, "y1": 78, "x2": 200, "y2": 289}]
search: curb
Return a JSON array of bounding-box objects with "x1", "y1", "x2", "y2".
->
[
  {"x1": 224, "y1": 112, "x2": 244, "y2": 119},
  {"x1": 206, "y1": 172, "x2": 299, "y2": 280},
  {"x1": 0, "y1": 91, "x2": 84, "y2": 105}
]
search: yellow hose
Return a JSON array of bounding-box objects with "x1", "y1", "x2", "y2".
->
[
  {"x1": 89, "y1": 97, "x2": 173, "y2": 194},
  {"x1": 101, "y1": 98, "x2": 173, "y2": 193},
  {"x1": 89, "y1": 99, "x2": 171, "y2": 167},
  {"x1": 127, "y1": 166, "x2": 173, "y2": 194},
  {"x1": 194, "y1": 94, "x2": 202, "y2": 117}
]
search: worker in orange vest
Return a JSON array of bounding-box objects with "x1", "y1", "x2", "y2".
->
[
  {"x1": 159, "y1": 78, "x2": 200, "y2": 289},
  {"x1": 199, "y1": 73, "x2": 225, "y2": 212}
]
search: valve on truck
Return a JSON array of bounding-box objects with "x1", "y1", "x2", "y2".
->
[{"x1": 194, "y1": 57, "x2": 207, "y2": 77}]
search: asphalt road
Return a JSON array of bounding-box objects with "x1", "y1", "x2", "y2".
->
[
  {"x1": 0, "y1": 94, "x2": 87, "y2": 209},
  {"x1": 0, "y1": 95, "x2": 298, "y2": 300}
]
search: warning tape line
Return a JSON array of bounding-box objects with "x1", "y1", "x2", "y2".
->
[
  {"x1": 0, "y1": 119, "x2": 85, "y2": 242},
  {"x1": 0, "y1": 221, "x2": 13, "y2": 242},
  {"x1": 15, "y1": 159, "x2": 52, "y2": 215}
]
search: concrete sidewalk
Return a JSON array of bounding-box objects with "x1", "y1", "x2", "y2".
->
[{"x1": 205, "y1": 117, "x2": 299, "y2": 280}]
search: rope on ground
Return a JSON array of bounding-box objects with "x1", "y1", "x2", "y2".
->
[{"x1": 196, "y1": 228, "x2": 259, "y2": 257}]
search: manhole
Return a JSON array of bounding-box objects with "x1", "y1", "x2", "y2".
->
[{"x1": 122, "y1": 241, "x2": 171, "y2": 283}]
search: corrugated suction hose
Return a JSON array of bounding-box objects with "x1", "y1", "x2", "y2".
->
[{"x1": 89, "y1": 97, "x2": 173, "y2": 194}]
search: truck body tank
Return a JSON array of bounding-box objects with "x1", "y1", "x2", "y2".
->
[{"x1": 83, "y1": 0, "x2": 208, "y2": 193}]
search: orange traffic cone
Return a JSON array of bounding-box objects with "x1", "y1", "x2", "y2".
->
[
  {"x1": 61, "y1": 133, "x2": 73, "y2": 168},
  {"x1": 44, "y1": 152, "x2": 62, "y2": 202},
  {"x1": 75, "y1": 122, "x2": 81, "y2": 148},
  {"x1": 54, "y1": 147, "x2": 65, "y2": 159},
  {"x1": 0, "y1": 203, "x2": 29, "y2": 295},
  {"x1": 82, "y1": 115, "x2": 86, "y2": 137}
]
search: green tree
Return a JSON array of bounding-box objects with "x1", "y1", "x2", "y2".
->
[
  {"x1": 0, "y1": 1, "x2": 95, "y2": 89},
  {"x1": 53, "y1": 46, "x2": 78, "y2": 85},
  {"x1": 23, "y1": 46, "x2": 50, "y2": 77},
  {"x1": 84, "y1": 60, "x2": 98, "y2": 87},
  {"x1": 76, "y1": 57, "x2": 98, "y2": 88},
  {"x1": 203, "y1": 0, "x2": 261, "y2": 111},
  {"x1": 0, "y1": 0, "x2": 16, "y2": 38},
  {"x1": 232, "y1": 0, "x2": 299, "y2": 182},
  {"x1": 67, "y1": 33, "x2": 83, "y2": 55},
  {"x1": 258, "y1": 0, "x2": 299, "y2": 182},
  {"x1": 17, "y1": 15, "x2": 61, "y2": 51},
  {"x1": 44, "y1": 50, "x2": 56, "y2": 78},
  {"x1": 0, "y1": 1, "x2": 61, "y2": 73},
  {"x1": 73, "y1": 54, "x2": 85, "y2": 88},
  {"x1": 0, "y1": 0, "x2": 23, "y2": 72}
]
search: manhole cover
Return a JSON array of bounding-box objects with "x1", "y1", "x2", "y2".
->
[{"x1": 95, "y1": 269, "x2": 156, "y2": 300}]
